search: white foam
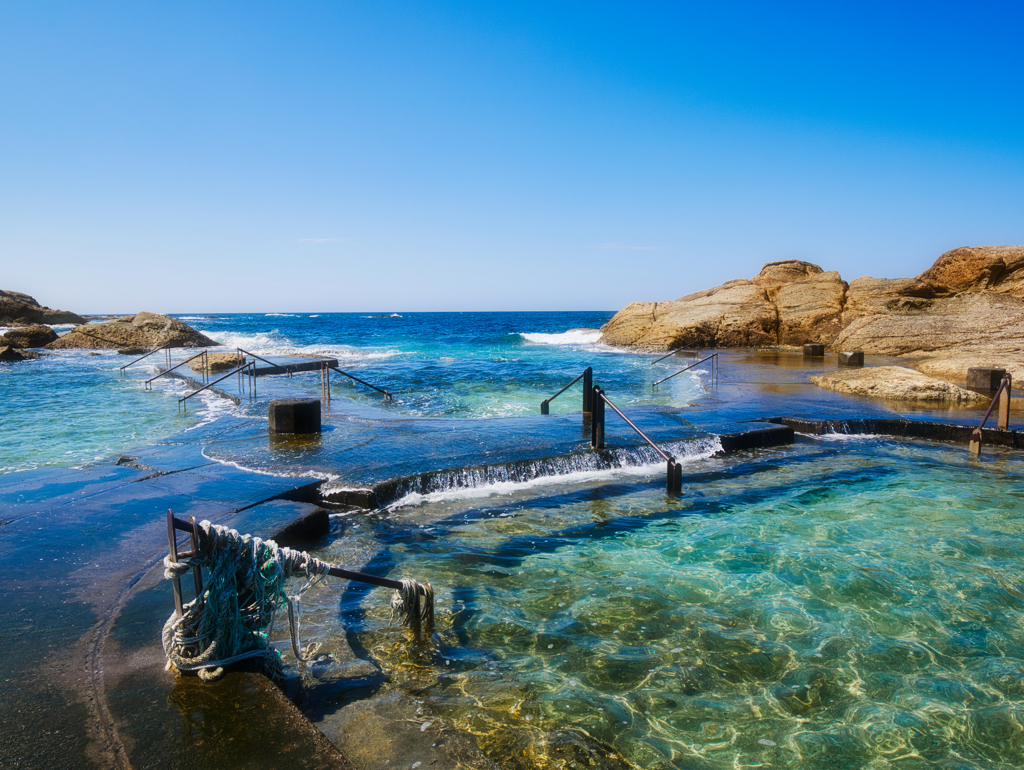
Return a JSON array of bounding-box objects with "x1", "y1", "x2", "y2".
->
[
  {"x1": 807, "y1": 432, "x2": 886, "y2": 442},
  {"x1": 200, "y1": 448, "x2": 341, "y2": 482},
  {"x1": 518, "y1": 329, "x2": 603, "y2": 346},
  {"x1": 202, "y1": 329, "x2": 400, "y2": 362},
  {"x1": 265, "y1": 313, "x2": 298, "y2": 317},
  {"x1": 384, "y1": 437, "x2": 722, "y2": 510}
]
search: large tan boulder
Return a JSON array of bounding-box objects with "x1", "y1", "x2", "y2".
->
[
  {"x1": 833, "y1": 293, "x2": 1024, "y2": 357},
  {"x1": 774, "y1": 271, "x2": 847, "y2": 345},
  {"x1": 1, "y1": 324, "x2": 58, "y2": 348},
  {"x1": 915, "y1": 245, "x2": 1024, "y2": 297},
  {"x1": 46, "y1": 312, "x2": 219, "y2": 350},
  {"x1": 0, "y1": 290, "x2": 85, "y2": 326},
  {"x1": 600, "y1": 282, "x2": 778, "y2": 350},
  {"x1": 809, "y1": 366, "x2": 986, "y2": 403}
]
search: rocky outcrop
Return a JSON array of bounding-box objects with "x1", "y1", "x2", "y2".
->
[
  {"x1": 809, "y1": 367, "x2": 986, "y2": 404},
  {"x1": 0, "y1": 345, "x2": 26, "y2": 362},
  {"x1": 912, "y1": 355, "x2": 1024, "y2": 386},
  {"x1": 0, "y1": 290, "x2": 85, "y2": 326},
  {"x1": 1, "y1": 324, "x2": 58, "y2": 348},
  {"x1": 190, "y1": 351, "x2": 245, "y2": 374},
  {"x1": 46, "y1": 312, "x2": 219, "y2": 350},
  {"x1": 834, "y1": 293, "x2": 1024, "y2": 357},
  {"x1": 601, "y1": 246, "x2": 1024, "y2": 357}
]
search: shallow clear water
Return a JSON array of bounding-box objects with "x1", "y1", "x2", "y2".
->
[
  {"x1": 5, "y1": 312, "x2": 1021, "y2": 769},
  {"x1": 304, "y1": 438, "x2": 1024, "y2": 769},
  {"x1": 0, "y1": 349, "x2": 229, "y2": 472}
]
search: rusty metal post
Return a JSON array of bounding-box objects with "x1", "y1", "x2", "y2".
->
[
  {"x1": 582, "y1": 367, "x2": 593, "y2": 413},
  {"x1": 166, "y1": 509, "x2": 184, "y2": 618},
  {"x1": 591, "y1": 387, "x2": 605, "y2": 449},
  {"x1": 998, "y1": 374, "x2": 1012, "y2": 430},
  {"x1": 189, "y1": 516, "x2": 203, "y2": 596},
  {"x1": 666, "y1": 459, "x2": 683, "y2": 494},
  {"x1": 969, "y1": 428, "x2": 982, "y2": 456}
]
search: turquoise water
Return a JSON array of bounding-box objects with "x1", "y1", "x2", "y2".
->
[
  {"x1": 4, "y1": 312, "x2": 1021, "y2": 768},
  {"x1": 307, "y1": 437, "x2": 1024, "y2": 769}
]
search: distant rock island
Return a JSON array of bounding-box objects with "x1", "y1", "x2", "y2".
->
[
  {"x1": 0, "y1": 290, "x2": 85, "y2": 326},
  {"x1": 47, "y1": 312, "x2": 219, "y2": 350},
  {"x1": 600, "y1": 246, "x2": 1024, "y2": 364}
]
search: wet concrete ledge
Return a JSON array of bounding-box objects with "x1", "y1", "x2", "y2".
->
[
  {"x1": 328, "y1": 423, "x2": 796, "y2": 509},
  {"x1": 768, "y1": 416, "x2": 1024, "y2": 448}
]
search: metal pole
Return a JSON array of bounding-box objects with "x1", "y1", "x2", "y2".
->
[
  {"x1": 998, "y1": 374, "x2": 1012, "y2": 430},
  {"x1": 540, "y1": 400, "x2": 549, "y2": 415},
  {"x1": 166, "y1": 509, "x2": 183, "y2": 618},
  {"x1": 582, "y1": 366, "x2": 593, "y2": 413},
  {"x1": 591, "y1": 387, "x2": 605, "y2": 449}
]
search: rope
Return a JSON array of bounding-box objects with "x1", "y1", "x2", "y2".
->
[
  {"x1": 162, "y1": 520, "x2": 436, "y2": 680},
  {"x1": 162, "y1": 521, "x2": 329, "y2": 681}
]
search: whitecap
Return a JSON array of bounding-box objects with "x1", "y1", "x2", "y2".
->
[{"x1": 518, "y1": 329, "x2": 603, "y2": 346}]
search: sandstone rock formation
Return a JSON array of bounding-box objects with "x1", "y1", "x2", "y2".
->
[
  {"x1": 190, "y1": 351, "x2": 245, "y2": 374},
  {"x1": 809, "y1": 367, "x2": 986, "y2": 404},
  {"x1": 46, "y1": 312, "x2": 219, "y2": 350},
  {"x1": 0, "y1": 345, "x2": 26, "y2": 362},
  {"x1": 601, "y1": 246, "x2": 1024, "y2": 362},
  {"x1": 0, "y1": 290, "x2": 85, "y2": 326},
  {"x1": 1, "y1": 324, "x2": 58, "y2": 348}
]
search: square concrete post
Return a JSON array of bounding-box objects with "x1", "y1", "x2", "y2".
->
[
  {"x1": 969, "y1": 428, "x2": 982, "y2": 456},
  {"x1": 803, "y1": 343, "x2": 825, "y2": 357},
  {"x1": 582, "y1": 367, "x2": 593, "y2": 414},
  {"x1": 838, "y1": 351, "x2": 864, "y2": 367},
  {"x1": 967, "y1": 368, "x2": 1006, "y2": 391}
]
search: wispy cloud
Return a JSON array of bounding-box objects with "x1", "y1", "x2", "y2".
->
[
  {"x1": 297, "y1": 237, "x2": 348, "y2": 244},
  {"x1": 596, "y1": 242, "x2": 665, "y2": 251}
]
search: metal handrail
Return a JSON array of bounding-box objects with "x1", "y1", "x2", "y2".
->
[
  {"x1": 119, "y1": 342, "x2": 174, "y2": 374},
  {"x1": 541, "y1": 366, "x2": 592, "y2": 414},
  {"x1": 652, "y1": 353, "x2": 718, "y2": 387},
  {"x1": 328, "y1": 364, "x2": 392, "y2": 401},
  {"x1": 970, "y1": 373, "x2": 1012, "y2": 455},
  {"x1": 145, "y1": 350, "x2": 209, "y2": 389},
  {"x1": 591, "y1": 386, "x2": 682, "y2": 493},
  {"x1": 178, "y1": 361, "x2": 254, "y2": 411},
  {"x1": 596, "y1": 390, "x2": 671, "y2": 462},
  {"x1": 649, "y1": 348, "x2": 699, "y2": 365},
  {"x1": 236, "y1": 347, "x2": 281, "y2": 371}
]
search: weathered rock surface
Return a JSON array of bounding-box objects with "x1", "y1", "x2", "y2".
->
[
  {"x1": 0, "y1": 345, "x2": 26, "y2": 362},
  {"x1": 1, "y1": 324, "x2": 58, "y2": 348},
  {"x1": 601, "y1": 246, "x2": 1024, "y2": 358},
  {"x1": 190, "y1": 351, "x2": 245, "y2": 374},
  {"x1": 0, "y1": 290, "x2": 85, "y2": 326},
  {"x1": 834, "y1": 293, "x2": 1024, "y2": 357},
  {"x1": 912, "y1": 355, "x2": 1024, "y2": 387},
  {"x1": 809, "y1": 367, "x2": 986, "y2": 403},
  {"x1": 46, "y1": 312, "x2": 219, "y2": 350}
]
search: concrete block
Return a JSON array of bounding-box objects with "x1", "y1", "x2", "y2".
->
[
  {"x1": 838, "y1": 351, "x2": 864, "y2": 367},
  {"x1": 803, "y1": 343, "x2": 825, "y2": 357},
  {"x1": 268, "y1": 399, "x2": 321, "y2": 434},
  {"x1": 966, "y1": 367, "x2": 1006, "y2": 391}
]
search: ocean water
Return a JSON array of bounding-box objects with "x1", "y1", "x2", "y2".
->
[{"x1": 3, "y1": 312, "x2": 1022, "y2": 769}]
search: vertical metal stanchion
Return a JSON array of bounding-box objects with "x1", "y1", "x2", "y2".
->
[
  {"x1": 582, "y1": 366, "x2": 593, "y2": 413},
  {"x1": 591, "y1": 387, "x2": 605, "y2": 449},
  {"x1": 998, "y1": 374, "x2": 1012, "y2": 430},
  {"x1": 540, "y1": 399, "x2": 549, "y2": 415}
]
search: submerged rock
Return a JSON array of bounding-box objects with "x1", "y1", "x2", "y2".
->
[
  {"x1": 1, "y1": 324, "x2": 58, "y2": 348},
  {"x1": 46, "y1": 312, "x2": 219, "y2": 350},
  {"x1": 0, "y1": 289, "x2": 85, "y2": 326},
  {"x1": 0, "y1": 345, "x2": 25, "y2": 362},
  {"x1": 809, "y1": 366, "x2": 986, "y2": 403}
]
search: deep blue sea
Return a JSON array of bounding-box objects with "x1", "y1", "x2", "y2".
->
[{"x1": 3, "y1": 312, "x2": 1024, "y2": 769}]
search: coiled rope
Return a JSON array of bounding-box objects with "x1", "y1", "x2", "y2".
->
[{"x1": 162, "y1": 520, "x2": 433, "y2": 681}]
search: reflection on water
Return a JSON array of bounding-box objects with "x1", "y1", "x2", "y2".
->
[{"x1": 306, "y1": 438, "x2": 1024, "y2": 769}]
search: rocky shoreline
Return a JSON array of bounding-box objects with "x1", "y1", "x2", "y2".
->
[{"x1": 599, "y1": 245, "x2": 1024, "y2": 399}]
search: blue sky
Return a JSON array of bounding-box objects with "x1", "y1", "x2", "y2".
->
[{"x1": 2, "y1": 1, "x2": 1022, "y2": 313}]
